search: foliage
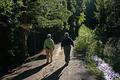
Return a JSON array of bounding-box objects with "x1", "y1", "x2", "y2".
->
[
  {"x1": 75, "y1": 24, "x2": 104, "y2": 58},
  {"x1": 27, "y1": 0, "x2": 71, "y2": 29},
  {"x1": 0, "y1": 0, "x2": 13, "y2": 17},
  {"x1": 66, "y1": 0, "x2": 77, "y2": 13},
  {"x1": 83, "y1": 0, "x2": 96, "y2": 28},
  {"x1": 103, "y1": 38, "x2": 120, "y2": 73},
  {"x1": 37, "y1": 16, "x2": 64, "y2": 29},
  {"x1": 94, "y1": 0, "x2": 116, "y2": 26},
  {"x1": 75, "y1": 25, "x2": 105, "y2": 79},
  {"x1": 0, "y1": 0, "x2": 119, "y2": 78},
  {"x1": 67, "y1": 0, "x2": 86, "y2": 38},
  {"x1": 94, "y1": 0, "x2": 120, "y2": 74},
  {"x1": 74, "y1": 0, "x2": 120, "y2": 79},
  {"x1": 75, "y1": 24, "x2": 94, "y2": 53},
  {"x1": 0, "y1": 0, "x2": 26, "y2": 25},
  {"x1": 78, "y1": 12, "x2": 86, "y2": 25}
]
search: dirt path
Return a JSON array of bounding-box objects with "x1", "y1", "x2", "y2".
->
[{"x1": 1, "y1": 44, "x2": 97, "y2": 80}]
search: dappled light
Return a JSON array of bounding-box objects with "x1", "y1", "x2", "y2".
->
[{"x1": 0, "y1": 0, "x2": 120, "y2": 80}]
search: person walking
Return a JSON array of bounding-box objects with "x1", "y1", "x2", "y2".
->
[
  {"x1": 44, "y1": 34, "x2": 54, "y2": 63},
  {"x1": 61, "y1": 32, "x2": 74, "y2": 65}
]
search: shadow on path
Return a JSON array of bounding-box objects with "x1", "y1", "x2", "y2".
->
[
  {"x1": 41, "y1": 64, "x2": 67, "y2": 80},
  {"x1": 13, "y1": 63, "x2": 48, "y2": 80},
  {"x1": 30, "y1": 55, "x2": 46, "y2": 61},
  {"x1": 26, "y1": 54, "x2": 46, "y2": 62},
  {"x1": 72, "y1": 52, "x2": 86, "y2": 61}
]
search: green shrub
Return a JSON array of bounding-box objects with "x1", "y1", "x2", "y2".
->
[
  {"x1": 75, "y1": 24, "x2": 105, "y2": 79},
  {"x1": 75, "y1": 24, "x2": 95, "y2": 54},
  {"x1": 103, "y1": 38, "x2": 120, "y2": 73},
  {"x1": 75, "y1": 24, "x2": 104, "y2": 59}
]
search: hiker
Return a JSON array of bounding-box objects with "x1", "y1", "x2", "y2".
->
[
  {"x1": 44, "y1": 34, "x2": 54, "y2": 63},
  {"x1": 61, "y1": 32, "x2": 74, "y2": 65}
]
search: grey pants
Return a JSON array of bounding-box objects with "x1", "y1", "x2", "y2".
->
[{"x1": 63, "y1": 45, "x2": 71, "y2": 63}]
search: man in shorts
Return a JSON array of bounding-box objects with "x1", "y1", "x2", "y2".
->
[{"x1": 44, "y1": 34, "x2": 54, "y2": 63}]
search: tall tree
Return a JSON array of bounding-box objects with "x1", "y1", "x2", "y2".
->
[
  {"x1": 27, "y1": 0, "x2": 71, "y2": 29},
  {"x1": 67, "y1": 0, "x2": 86, "y2": 38}
]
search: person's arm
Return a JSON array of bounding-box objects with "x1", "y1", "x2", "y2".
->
[
  {"x1": 70, "y1": 38, "x2": 74, "y2": 47},
  {"x1": 52, "y1": 39, "x2": 55, "y2": 49},
  {"x1": 61, "y1": 40, "x2": 63, "y2": 50},
  {"x1": 72, "y1": 41, "x2": 74, "y2": 47}
]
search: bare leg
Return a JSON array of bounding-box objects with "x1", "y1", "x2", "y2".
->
[
  {"x1": 49, "y1": 48, "x2": 53, "y2": 62},
  {"x1": 46, "y1": 49, "x2": 49, "y2": 63}
]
